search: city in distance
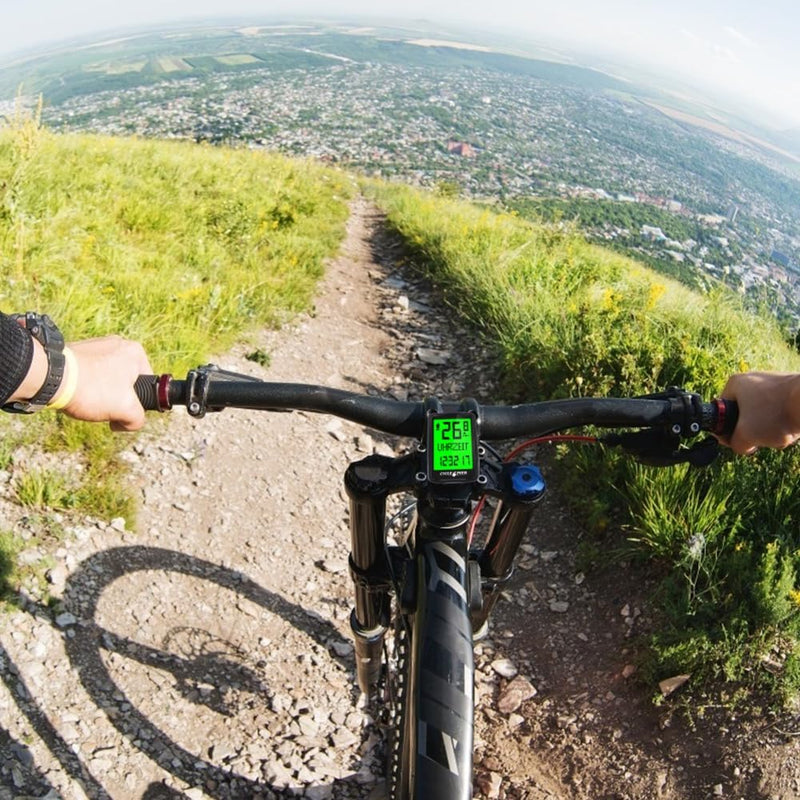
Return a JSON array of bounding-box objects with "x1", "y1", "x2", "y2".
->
[{"x1": 1, "y1": 17, "x2": 798, "y2": 332}]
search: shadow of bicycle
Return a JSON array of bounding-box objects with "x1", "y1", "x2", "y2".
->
[{"x1": 3, "y1": 545, "x2": 382, "y2": 799}]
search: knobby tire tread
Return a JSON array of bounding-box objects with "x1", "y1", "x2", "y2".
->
[{"x1": 389, "y1": 539, "x2": 475, "y2": 799}]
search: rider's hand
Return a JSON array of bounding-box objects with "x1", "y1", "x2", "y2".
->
[
  {"x1": 57, "y1": 336, "x2": 152, "y2": 431},
  {"x1": 719, "y1": 372, "x2": 800, "y2": 455}
]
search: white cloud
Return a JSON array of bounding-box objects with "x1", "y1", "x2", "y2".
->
[
  {"x1": 713, "y1": 43, "x2": 740, "y2": 64},
  {"x1": 681, "y1": 29, "x2": 739, "y2": 64},
  {"x1": 723, "y1": 26, "x2": 756, "y2": 48}
]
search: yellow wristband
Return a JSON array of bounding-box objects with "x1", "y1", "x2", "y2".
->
[{"x1": 48, "y1": 347, "x2": 78, "y2": 411}]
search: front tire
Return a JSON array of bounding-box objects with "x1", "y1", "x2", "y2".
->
[{"x1": 389, "y1": 539, "x2": 474, "y2": 799}]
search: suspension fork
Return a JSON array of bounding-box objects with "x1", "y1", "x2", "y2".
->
[
  {"x1": 471, "y1": 463, "x2": 546, "y2": 635},
  {"x1": 344, "y1": 453, "x2": 418, "y2": 694}
]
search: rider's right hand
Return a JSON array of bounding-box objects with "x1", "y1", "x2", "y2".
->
[{"x1": 718, "y1": 371, "x2": 800, "y2": 454}]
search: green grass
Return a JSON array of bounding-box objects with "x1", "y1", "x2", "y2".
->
[
  {"x1": 364, "y1": 179, "x2": 800, "y2": 706},
  {"x1": 14, "y1": 468, "x2": 76, "y2": 509},
  {"x1": 0, "y1": 123, "x2": 351, "y2": 364},
  {"x1": 366, "y1": 182, "x2": 797, "y2": 394},
  {"x1": 0, "y1": 113, "x2": 352, "y2": 559},
  {"x1": 0, "y1": 529, "x2": 22, "y2": 600}
]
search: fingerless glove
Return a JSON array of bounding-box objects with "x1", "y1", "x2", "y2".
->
[{"x1": 0, "y1": 312, "x2": 34, "y2": 406}]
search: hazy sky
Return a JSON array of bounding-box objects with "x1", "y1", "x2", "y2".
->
[{"x1": 2, "y1": 0, "x2": 798, "y2": 129}]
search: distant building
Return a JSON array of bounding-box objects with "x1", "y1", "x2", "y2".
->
[
  {"x1": 699, "y1": 214, "x2": 726, "y2": 227},
  {"x1": 641, "y1": 225, "x2": 666, "y2": 241},
  {"x1": 771, "y1": 249, "x2": 791, "y2": 268},
  {"x1": 447, "y1": 140, "x2": 476, "y2": 157}
]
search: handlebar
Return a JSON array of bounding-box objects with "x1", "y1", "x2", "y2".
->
[{"x1": 134, "y1": 366, "x2": 738, "y2": 441}]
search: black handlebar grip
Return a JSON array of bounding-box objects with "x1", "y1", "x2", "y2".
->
[
  {"x1": 721, "y1": 399, "x2": 739, "y2": 437},
  {"x1": 134, "y1": 375, "x2": 162, "y2": 411}
]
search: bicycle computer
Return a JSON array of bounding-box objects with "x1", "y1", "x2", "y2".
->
[{"x1": 426, "y1": 412, "x2": 480, "y2": 484}]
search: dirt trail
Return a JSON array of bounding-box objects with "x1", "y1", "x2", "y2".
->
[{"x1": 1, "y1": 198, "x2": 798, "y2": 800}]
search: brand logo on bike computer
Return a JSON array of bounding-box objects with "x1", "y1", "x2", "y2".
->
[{"x1": 425, "y1": 412, "x2": 480, "y2": 484}]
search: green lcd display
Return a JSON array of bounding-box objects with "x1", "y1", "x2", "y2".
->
[{"x1": 426, "y1": 413, "x2": 480, "y2": 483}]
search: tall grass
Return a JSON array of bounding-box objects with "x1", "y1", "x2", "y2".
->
[
  {"x1": 366, "y1": 180, "x2": 800, "y2": 704},
  {"x1": 1, "y1": 123, "x2": 351, "y2": 367},
  {"x1": 0, "y1": 116, "x2": 351, "y2": 544},
  {"x1": 365, "y1": 182, "x2": 796, "y2": 396}
]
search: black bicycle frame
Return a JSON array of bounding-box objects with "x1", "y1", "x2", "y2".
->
[
  {"x1": 343, "y1": 433, "x2": 547, "y2": 798},
  {"x1": 345, "y1": 443, "x2": 548, "y2": 672}
]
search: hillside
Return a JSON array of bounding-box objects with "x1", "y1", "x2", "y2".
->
[
  {"x1": 365, "y1": 178, "x2": 800, "y2": 705},
  {"x1": 0, "y1": 123, "x2": 352, "y2": 365},
  {"x1": 1, "y1": 129, "x2": 800, "y2": 795}
]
